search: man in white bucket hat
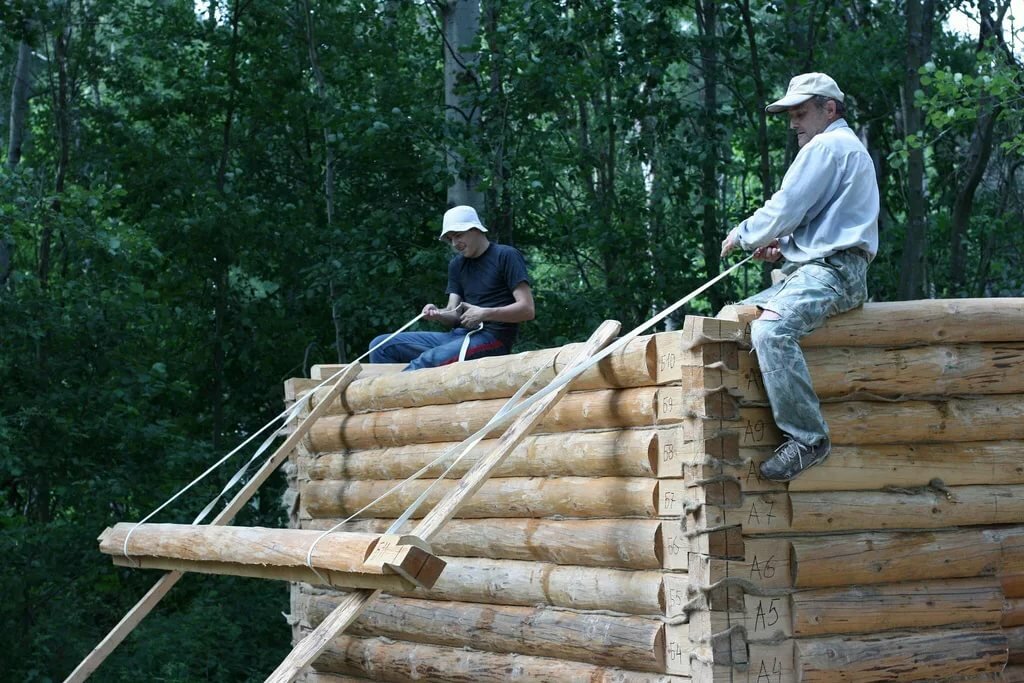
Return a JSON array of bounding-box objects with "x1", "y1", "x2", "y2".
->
[
  {"x1": 721, "y1": 72, "x2": 879, "y2": 482},
  {"x1": 369, "y1": 205, "x2": 534, "y2": 370}
]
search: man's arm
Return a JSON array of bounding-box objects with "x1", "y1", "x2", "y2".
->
[
  {"x1": 459, "y1": 282, "x2": 534, "y2": 328},
  {"x1": 423, "y1": 293, "x2": 464, "y2": 328}
]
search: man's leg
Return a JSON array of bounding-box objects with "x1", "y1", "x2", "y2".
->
[
  {"x1": 368, "y1": 331, "x2": 459, "y2": 364},
  {"x1": 404, "y1": 329, "x2": 507, "y2": 370},
  {"x1": 747, "y1": 254, "x2": 868, "y2": 480}
]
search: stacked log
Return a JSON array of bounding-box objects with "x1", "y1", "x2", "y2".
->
[
  {"x1": 282, "y1": 298, "x2": 1024, "y2": 682},
  {"x1": 681, "y1": 298, "x2": 1024, "y2": 682}
]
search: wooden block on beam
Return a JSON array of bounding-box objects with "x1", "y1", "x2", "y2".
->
[{"x1": 360, "y1": 534, "x2": 445, "y2": 589}]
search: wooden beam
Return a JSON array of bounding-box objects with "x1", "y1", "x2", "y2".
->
[
  {"x1": 303, "y1": 428, "x2": 661, "y2": 481},
  {"x1": 302, "y1": 476, "x2": 700, "y2": 520},
  {"x1": 796, "y1": 627, "x2": 1008, "y2": 682},
  {"x1": 65, "y1": 363, "x2": 363, "y2": 683},
  {"x1": 265, "y1": 321, "x2": 621, "y2": 683},
  {"x1": 305, "y1": 517, "x2": 668, "y2": 570},
  {"x1": 301, "y1": 593, "x2": 667, "y2": 672},
  {"x1": 308, "y1": 385, "x2": 727, "y2": 451},
  {"x1": 716, "y1": 298, "x2": 1024, "y2": 347},
  {"x1": 303, "y1": 333, "x2": 679, "y2": 414}
]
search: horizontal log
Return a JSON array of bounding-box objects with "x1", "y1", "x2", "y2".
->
[
  {"x1": 301, "y1": 476, "x2": 698, "y2": 520},
  {"x1": 699, "y1": 485, "x2": 1024, "y2": 535},
  {"x1": 737, "y1": 395, "x2": 1024, "y2": 449},
  {"x1": 723, "y1": 343, "x2": 1024, "y2": 402},
  {"x1": 308, "y1": 386, "x2": 724, "y2": 450},
  {"x1": 301, "y1": 593, "x2": 666, "y2": 672},
  {"x1": 339, "y1": 556, "x2": 669, "y2": 616},
  {"x1": 309, "y1": 634, "x2": 689, "y2": 682},
  {"x1": 795, "y1": 627, "x2": 1008, "y2": 682},
  {"x1": 716, "y1": 298, "x2": 1024, "y2": 347},
  {"x1": 312, "y1": 363, "x2": 404, "y2": 379},
  {"x1": 791, "y1": 526, "x2": 1024, "y2": 589},
  {"x1": 98, "y1": 523, "x2": 443, "y2": 590},
  {"x1": 303, "y1": 517, "x2": 668, "y2": 569},
  {"x1": 302, "y1": 334, "x2": 680, "y2": 414},
  {"x1": 304, "y1": 428, "x2": 660, "y2": 481},
  {"x1": 713, "y1": 441, "x2": 1024, "y2": 494},
  {"x1": 791, "y1": 578, "x2": 1005, "y2": 637}
]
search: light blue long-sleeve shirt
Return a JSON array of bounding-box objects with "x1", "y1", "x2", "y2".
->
[{"x1": 735, "y1": 119, "x2": 880, "y2": 263}]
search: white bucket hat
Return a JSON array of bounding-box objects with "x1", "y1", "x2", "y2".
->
[
  {"x1": 766, "y1": 72, "x2": 845, "y2": 113},
  {"x1": 439, "y1": 205, "x2": 488, "y2": 241}
]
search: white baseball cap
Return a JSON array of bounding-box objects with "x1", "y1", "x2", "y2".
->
[
  {"x1": 766, "y1": 72, "x2": 845, "y2": 113},
  {"x1": 439, "y1": 205, "x2": 488, "y2": 241}
]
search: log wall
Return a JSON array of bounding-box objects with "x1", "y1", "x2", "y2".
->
[{"x1": 283, "y1": 298, "x2": 1024, "y2": 683}]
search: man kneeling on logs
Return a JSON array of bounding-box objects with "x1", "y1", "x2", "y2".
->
[
  {"x1": 721, "y1": 72, "x2": 880, "y2": 482},
  {"x1": 369, "y1": 205, "x2": 535, "y2": 371}
]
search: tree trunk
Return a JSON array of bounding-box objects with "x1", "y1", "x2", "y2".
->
[
  {"x1": 696, "y1": 0, "x2": 723, "y2": 312},
  {"x1": 482, "y1": 0, "x2": 512, "y2": 243},
  {"x1": 441, "y1": 0, "x2": 483, "y2": 209},
  {"x1": 7, "y1": 40, "x2": 33, "y2": 169},
  {"x1": 897, "y1": 0, "x2": 933, "y2": 300},
  {"x1": 949, "y1": 0, "x2": 1003, "y2": 292}
]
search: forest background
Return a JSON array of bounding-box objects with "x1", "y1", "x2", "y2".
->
[{"x1": 1, "y1": 0, "x2": 1022, "y2": 680}]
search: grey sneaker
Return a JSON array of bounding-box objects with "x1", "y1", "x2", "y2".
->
[{"x1": 759, "y1": 437, "x2": 831, "y2": 482}]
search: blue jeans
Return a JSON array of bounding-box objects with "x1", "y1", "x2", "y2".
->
[
  {"x1": 368, "y1": 328, "x2": 509, "y2": 371},
  {"x1": 741, "y1": 250, "x2": 869, "y2": 445}
]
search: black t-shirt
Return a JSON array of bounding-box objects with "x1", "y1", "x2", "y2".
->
[{"x1": 446, "y1": 243, "x2": 530, "y2": 347}]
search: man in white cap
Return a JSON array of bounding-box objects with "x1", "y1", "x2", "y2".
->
[
  {"x1": 369, "y1": 205, "x2": 534, "y2": 370},
  {"x1": 721, "y1": 72, "x2": 879, "y2": 481}
]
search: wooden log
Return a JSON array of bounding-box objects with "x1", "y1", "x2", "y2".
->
[
  {"x1": 716, "y1": 298, "x2": 1024, "y2": 347},
  {"x1": 304, "y1": 428, "x2": 660, "y2": 480},
  {"x1": 337, "y1": 556, "x2": 669, "y2": 616},
  {"x1": 305, "y1": 333, "x2": 680, "y2": 414},
  {"x1": 699, "y1": 485, "x2": 1024, "y2": 535},
  {"x1": 98, "y1": 523, "x2": 443, "y2": 590},
  {"x1": 266, "y1": 321, "x2": 623, "y2": 683},
  {"x1": 311, "y1": 363, "x2": 404, "y2": 379},
  {"x1": 736, "y1": 395, "x2": 1024, "y2": 449},
  {"x1": 301, "y1": 476, "x2": 699, "y2": 520},
  {"x1": 304, "y1": 517, "x2": 669, "y2": 569},
  {"x1": 791, "y1": 527, "x2": 1024, "y2": 589},
  {"x1": 301, "y1": 593, "x2": 666, "y2": 672},
  {"x1": 688, "y1": 537, "x2": 794, "y2": 591},
  {"x1": 791, "y1": 578, "x2": 1005, "y2": 637},
  {"x1": 715, "y1": 441, "x2": 1024, "y2": 494},
  {"x1": 307, "y1": 386, "x2": 726, "y2": 450},
  {"x1": 795, "y1": 627, "x2": 1008, "y2": 682},
  {"x1": 720, "y1": 343, "x2": 1024, "y2": 402},
  {"x1": 309, "y1": 634, "x2": 689, "y2": 682}
]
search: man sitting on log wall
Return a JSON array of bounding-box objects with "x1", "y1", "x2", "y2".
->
[
  {"x1": 721, "y1": 72, "x2": 880, "y2": 481},
  {"x1": 369, "y1": 205, "x2": 535, "y2": 371}
]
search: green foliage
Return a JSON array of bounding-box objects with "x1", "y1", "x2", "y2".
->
[{"x1": 1, "y1": 0, "x2": 1023, "y2": 680}]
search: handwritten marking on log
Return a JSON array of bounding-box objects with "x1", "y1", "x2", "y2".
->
[
  {"x1": 689, "y1": 538, "x2": 794, "y2": 590},
  {"x1": 696, "y1": 492, "x2": 793, "y2": 534},
  {"x1": 692, "y1": 594, "x2": 793, "y2": 643}
]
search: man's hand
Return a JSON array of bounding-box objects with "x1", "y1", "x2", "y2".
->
[
  {"x1": 721, "y1": 228, "x2": 741, "y2": 258},
  {"x1": 459, "y1": 304, "x2": 488, "y2": 328},
  {"x1": 422, "y1": 303, "x2": 443, "y2": 319},
  {"x1": 753, "y1": 239, "x2": 782, "y2": 263}
]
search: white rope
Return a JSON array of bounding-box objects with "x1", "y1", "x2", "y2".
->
[
  {"x1": 298, "y1": 255, "x2": 754, "y2": 580},
  {"x1": 120, "y1": 311, "x2": 429, "y2": 565}
]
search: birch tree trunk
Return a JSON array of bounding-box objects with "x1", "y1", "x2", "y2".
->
[
  {"x1": 696, "y1": 0, "x2": 723, "y2": 312},
  {"x1": 441, "y1": 0, "x2": 483, "y2": 210}
]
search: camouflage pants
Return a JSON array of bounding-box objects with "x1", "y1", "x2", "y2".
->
[{"x1": 740, "y1": 250, "x2": 869, "y2": 445}]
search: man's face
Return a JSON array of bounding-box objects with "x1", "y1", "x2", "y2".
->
[
  {"x1": 443, "y1": 228, "x2": 487, "y2": 258},
  {"x1": 788, "y1": 100, "x2": 835, "y2": 148}
]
